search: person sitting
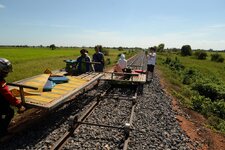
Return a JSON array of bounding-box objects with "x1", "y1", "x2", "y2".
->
[
  {"x1": 74, "y1": 49, "x2": 92, "y2": 75},
  {"x1": 114, "y1": 54, "x2": 127, "y2": 72},
  {"x1": 0, "y1": 58, "x2": 25, "y2": 137},
  {"x1": 92, "y1": 45, "x2": 105, "y2": 72}
]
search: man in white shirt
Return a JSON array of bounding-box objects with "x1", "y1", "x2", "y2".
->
[{"x1": 146, "y1": 47, "x2": 156, "y2": 81}]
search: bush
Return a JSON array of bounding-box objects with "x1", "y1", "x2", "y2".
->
[
  {"x1": 102, "y1": 49, "x2": 109, "y2": 56},
  {"x1": 211, "y1": 53, "x2": 224, "y2": 62},
  {"x1": 192, "y1": 83, "x2": 217, "y2": 101},
  {"x1": 162, "y1": 57, "x2": 185, "y2": 71},
  {"x1": 191, "y1": 96, "x2": 225, "y2": 120},
  {"x1": 191, "y1": 95, "x2": 204, "y2": 112},
  {"x1": 194, "y1": 50, "x2": 207, "y2": 60},
  {"x1": 118, "y1": 47, "x2": 123, "y2": 51},
  {"x1": 182, "y1": 68, "x2": 200, "y2": 85},
  {"x1": 211, "y1": 100, "x2": 225, "y2": 119},
  {"x1": 181, "y1": 45, "x2": 192, "y2": 56},
  {"x1": 208, "y1": 115, "x2": 225, "y2": 132},
  {"x1": 192, "y1": 82, "x2": 225, "y2": 101},
  {"x1": 106, "y1": 58, "x2": 111, "y2": 65}
]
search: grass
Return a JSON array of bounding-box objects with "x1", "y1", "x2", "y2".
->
[
  {"x1": 157, "y1": 50, "x2": 225, "y2": 133},
  {"x1": 0, "y1": 47, "x2": 135, "y2": 82},
  {"x1": 158, "y1": 52, "x2": 225, "y2": 83}
]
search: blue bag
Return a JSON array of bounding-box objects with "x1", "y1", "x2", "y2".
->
[
  {"x1": 49, "y1": 76, "x2": 69, "y2": 84},
  {"x1": 43, "y1": 80, "x2": 56, "y2": 91}
]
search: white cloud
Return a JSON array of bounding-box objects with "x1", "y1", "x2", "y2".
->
[{"x1": 0, "y1": 4, "x2": 5, "y2": 9}]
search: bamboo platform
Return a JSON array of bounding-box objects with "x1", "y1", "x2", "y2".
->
[
  {"x1": 9, "y1": 72, "x2": 103, "y2": 110},
  {"x1": 100, "y1": 71, "x2": 146, "y2": 84}
]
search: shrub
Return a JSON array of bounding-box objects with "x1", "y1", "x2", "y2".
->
[
  {"x1": 163, "y1": 57, "x2": 172, "y2": 64},
  {"x1": 208, "y1": 115, "x2": 225, "y2": 132},
  {"x1": 194, "y1": 50, "x2": 207, "y2": 60},
  {"x1": 182, "y1": 68, "x2": 200, "y2": 85},
  {"x1": 106, "y1": 58, "x2": 111, "y2": 65},
  {"x1": 162, "y1": 57, "x2": 185, "y2": 71},
  {"x1": 191, "y1": 95, "x2": 225, "y2": 120},
  {"x1": 211, "y1": 100, "x2": 225, "y2": 119},
  {"x1": 192, "y1": 83, "x2": 217, "y2": 100},
  {"x1": 181, "y1": 45, "x2": 192, "y2": 56},
  {"x1": 191, "y1": 96, "x2": 203, "y2": 111},
  {"x1": 102, "y1": 49, "x2": 109, "y2": 56},
  {"x1": 191, "y1": 95, "x2": 210, "y2": 112},
  {"x1": 118, "y1": 47, "x2": 123, "y2": 51},
  {"x1": 192, "y1": 81, "x2": 225, "y2": 101},
  {"x1": 211, "y1": 53, "x2": 224, "y2": 62}
]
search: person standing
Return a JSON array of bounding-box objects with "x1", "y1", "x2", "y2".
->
[
  {"x1": 146, "y1": 47, "x2": 157, "y2": 81},
  {"x1": 92, "y1": 45, "x2": 105, "y2": 72},
  {"x1": 0, "y1": 58, "x2": 25, "y2": 137}
]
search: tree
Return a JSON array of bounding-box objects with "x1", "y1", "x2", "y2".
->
[
  {"x1": 157, "y1": 43, "x2": 165, "y2": 52},
  {"x1": 118, "y1": 47, "x2": 123, "y2": 51},
  {"x1": 181, "y1": 45, "x2": 192, "y2": 56},
  {"x1": 49, "y1": 44, "x2": 56, "y2": 50}
]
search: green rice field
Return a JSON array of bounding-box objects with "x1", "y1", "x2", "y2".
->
[{"x1": 0, "y1": 47, "x2": 135, "y2": 82}]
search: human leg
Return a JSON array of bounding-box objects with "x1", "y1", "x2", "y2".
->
[
  {"x1": 149, "y1": 65, "x2": 155, "y2": 79},
  {"x1": 0, "y1": 107, "x2": 14, "y2": 136},
  {"x1": 146, "y1": 65, "x2": 151, "y2": 82}
]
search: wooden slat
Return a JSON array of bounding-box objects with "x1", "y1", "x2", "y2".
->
[
  {"x1": 100, "y1": 72, "x2": 146, "y2": 83},
  {"x1": 10, "y1": 72, "x2": 103, "y2": 109},
  {"x1": 26, "y1": 96, "x2": 52, "y2": 103}
]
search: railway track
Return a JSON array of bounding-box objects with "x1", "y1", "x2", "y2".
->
[
  {"x1": 0, "y1": 52, "x2": 194, "y2": 149},
  {"x1": 52, "y1": 84, "x2": 140, "y2": 150},
  {"x1": 51, "y1": 53, "x2": 145, "y2": 149}
]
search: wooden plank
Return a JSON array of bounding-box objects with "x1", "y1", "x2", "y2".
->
[
  {"x1": 100, "y1": 72, "x2": 146, "y2": 84},
  {"x1": 26, "y1": 96, "x2": 52, "y2": 103},
  {"x1": 45, "y1": 73, "x2": 103, "y2": 109},
  {"x1": 52, "y1": 86, "x2": 74, "y2": 90},
  {"x1": 10, "y1": 72, "x2": 103, "y2": 109},
  {"x1": 49, "y1": 89, "x2": 69, "y2": 94}
]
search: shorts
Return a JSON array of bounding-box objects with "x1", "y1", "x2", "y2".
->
[{"x1": 147, "y1": 64, "x2": 155, "y2": 72}]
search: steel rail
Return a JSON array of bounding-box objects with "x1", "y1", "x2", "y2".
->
[
  {"x1": 128, "y1": 52, "x2": 145, "y2": 70},
  {"x1": 73, "y1": 121, "x2": 133, "y2": 130},
  {"x1": 123, "y1": 86, "x2": 139, "y2": 150},
  {"x1": 51, "y1": 86, "x2": 111, "y2": 150}
]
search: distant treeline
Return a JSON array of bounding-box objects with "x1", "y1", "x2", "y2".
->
[
  {"x1": 0, "y1": 45, "x2": 143, "y2": 50},
  {"x1": 1, "y1": 44, "x2": 224, "y2": 52},
  {"x1": 164, "y1": 48, "x2": 225, "y2": 52}
]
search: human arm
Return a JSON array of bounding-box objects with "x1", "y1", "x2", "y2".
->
[{"x1": 0, "y1": 80, "x2": 26, "y2": 113}]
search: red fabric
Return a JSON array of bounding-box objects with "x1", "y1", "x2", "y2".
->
[
  {"x1": 0, "y1": 80, "x2": 21, "y2": 106},
  {"x1": 134, "y1": 70, "x2": 146, "y2": 73}
]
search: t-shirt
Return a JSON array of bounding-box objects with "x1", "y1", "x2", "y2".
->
[
  {"x1": 147, "y1": 52, "x2": 156, "y2": 65},
  {"x1": 81, "y1": 57, "x2": 86, "y2": 73}
]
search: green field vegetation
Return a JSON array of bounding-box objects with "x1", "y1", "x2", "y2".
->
[
  {"x1": 157, "y1": 50, "x2": 225, "y2": 133},
  {"x1": 0, "y1": 47, "x2": 136, "y2": 82}
]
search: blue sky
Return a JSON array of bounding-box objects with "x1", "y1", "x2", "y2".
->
[{"x1": 0, "y1": 0, "x2": 225, "y2": 50}]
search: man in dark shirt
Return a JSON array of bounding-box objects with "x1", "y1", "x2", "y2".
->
[
  {"x1": 75, "y1": 49, "x2": 92, "y2": 74},
  {"x1": 92, "y1": 45, "x2": 105, "y2": 72}
]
